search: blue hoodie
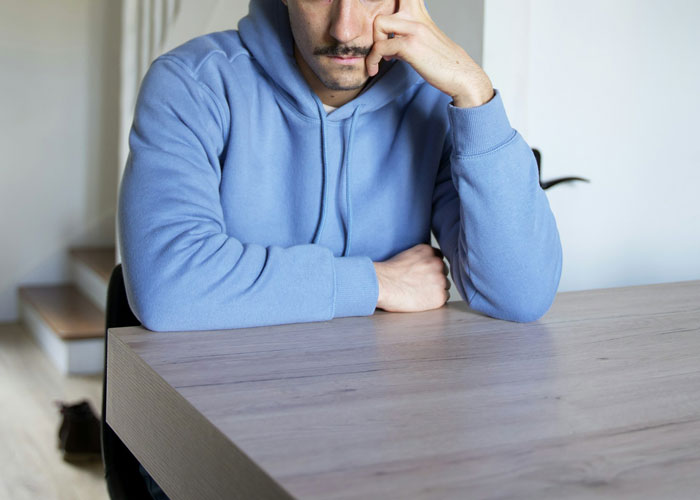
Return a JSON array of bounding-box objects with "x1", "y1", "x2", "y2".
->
[{"x1": 118, "y1": 0, "x2": 562, "y2": 331}]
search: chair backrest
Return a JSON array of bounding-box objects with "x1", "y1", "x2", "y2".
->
[
  {"x1": 532, "y1": 148, "x2": 590, "y2": 190},
  {"x1": 101, "y1": 264, "x2": 153, "y2": 500}
]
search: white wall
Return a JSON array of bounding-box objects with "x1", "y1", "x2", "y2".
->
[
  {"x1": 0, "y1": 0, "x2": 121, "y2": 321},
  {"x1": 430, "y1": 0, "x2": 484, "y2": 66},
  {"x1": 165, "y1": 0, "x2": 250, "y2": 53},
  {"x1": 484, "y1": 0, "x2": 700, "y2": 292}
]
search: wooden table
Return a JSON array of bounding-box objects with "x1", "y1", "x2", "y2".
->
[{"x1": 106, "y1": 281, "x2": 700, "y2": 499}]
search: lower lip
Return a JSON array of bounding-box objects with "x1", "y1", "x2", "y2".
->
[{"x1": 329, "y1": 56, "x2": 363, "y2": 65}]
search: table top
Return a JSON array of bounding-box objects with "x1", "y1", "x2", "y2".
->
[{"x1": 107, "y1": 280, "x2": 700, "y2": 500}]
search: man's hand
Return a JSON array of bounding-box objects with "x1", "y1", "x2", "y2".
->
[
  {"x1": 366, "y1": 0, "x2": 494, "y2": 108},
  {"x1": 374, "y1": 243, "x2": 451, "y2": 312}
]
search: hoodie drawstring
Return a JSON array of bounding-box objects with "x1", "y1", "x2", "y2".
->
[
  {"x1": 311, "y1": 100, "x2": 361, "y2": 258},
  {"x1": 343, "y1": 105, "x2": 361, "y2": 256},
  {"x1": 312, "y1": 99, "x2": 330, "y2": 246}
]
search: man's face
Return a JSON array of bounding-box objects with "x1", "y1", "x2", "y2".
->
[{"x1": 283, "y1": 0, "x2": 397, "y2": 94}]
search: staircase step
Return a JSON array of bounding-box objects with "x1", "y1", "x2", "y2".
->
[
  {"x1": 19, "y1": 285, "x2": 103, "y2": 339},
  {"x1": 69, "y1": 247, "x2": 115, "y2": 282},
  {"x1": 69, "y1": 247, "x2": 115, "y2": 312},
  {"x1": 19, "y1": 285, "x2": 104, "y2": 375}
]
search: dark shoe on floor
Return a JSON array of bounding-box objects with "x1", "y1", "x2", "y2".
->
[{"x1": 56, "y1": 400, "x2": 102, "y2": 463}]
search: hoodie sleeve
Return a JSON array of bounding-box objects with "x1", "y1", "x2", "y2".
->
[
  {"x1": 430, "y1": 90, "x2": 562, "y2": 323},
  {"x1": 119, "y1": 57, "x2": 378, "y2": 332}
]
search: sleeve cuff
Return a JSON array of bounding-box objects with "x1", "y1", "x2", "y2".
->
[
  {"x1": 332, "y1": 256, "x2": 379, "y2": 318},
  {"x1": 448, "y1": 89, "x2": 515, "y2": 157}
]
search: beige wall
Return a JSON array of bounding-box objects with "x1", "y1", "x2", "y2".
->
[{"x1": 0, "y1": 0, "x2": 121, "y2": 321}]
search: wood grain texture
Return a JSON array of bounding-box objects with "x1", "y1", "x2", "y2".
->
[
  {"x1": 107, "y1": 332, "x2": 294, "y2": 500},
  {"x1": 69, "y1": 247, "x2": 115, "y2": 283},
  {"x1": 19, "y1": 286, "x2": 103, "y2": 340},
  {"x1": 107, "y1": 281, "x2": 700, "y2": 499}
]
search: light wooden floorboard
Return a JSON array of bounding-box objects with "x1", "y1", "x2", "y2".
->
[{"x1": 0, "y1": 322, "x2": 108, "y2": 500}]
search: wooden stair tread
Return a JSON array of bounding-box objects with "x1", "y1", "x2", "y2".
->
[
  {"x1": 69, "y1": 247, "x2": 115, "y2": 282},
  {"x1": 19, "y1": 285, "x2": 103, "y2": 340}
]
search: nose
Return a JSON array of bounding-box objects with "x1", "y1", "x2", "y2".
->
[{"x1": 329, "y1": 0, "x2": 365, "y2": 44}]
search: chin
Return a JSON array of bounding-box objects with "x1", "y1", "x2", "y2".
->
[
  {"x1": 321, "y1": 71, "x2": 368, "y2": 92},
  {"x1": 324, "y1": 81, "x2": 367, "y2": 92}
]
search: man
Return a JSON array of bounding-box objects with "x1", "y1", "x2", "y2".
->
[{"x1": 119, "y1": 0, "x2": 562, "y2": 333}]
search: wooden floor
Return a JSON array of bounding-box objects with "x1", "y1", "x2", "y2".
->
[{"x1": 0, "y1": 323, "x2": 109, "y2": 500}]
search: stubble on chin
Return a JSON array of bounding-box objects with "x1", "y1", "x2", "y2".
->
[
  {"x1": 316, "y1": 57, "x2": 369, "y2": 91},
  {"x1": 321, "y1": 69, "x2": 367, "y2": 91}
]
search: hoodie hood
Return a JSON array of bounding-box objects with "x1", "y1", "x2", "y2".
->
[
  {"x1": 238, "y1": 0, "x2": 423, "y2": 121},
  {"x1": 237, "y1": 0, "x2": 426, "y2": 256}
]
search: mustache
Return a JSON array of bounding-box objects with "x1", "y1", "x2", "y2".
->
[{"x1": 313, "y1": 45, "x2": 371, "y2": 57}]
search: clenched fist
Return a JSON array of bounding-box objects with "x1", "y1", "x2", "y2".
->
[{"x1": 374, "y1": 243, "x2": 451, "y2": 312}]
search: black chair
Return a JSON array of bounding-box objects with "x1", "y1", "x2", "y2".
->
[
  {"x1": 532, "y1": 148, "x2": 589, "y2": 190},
  {"x1": 101, "y1": 264, "x2": 153, "y2": 499}
]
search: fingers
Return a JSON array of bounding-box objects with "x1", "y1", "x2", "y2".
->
[
  {"x1": 435, "y1": 258, "x2": 450, "y2": 292},
  {"x1": 373, "y1": 12, "x2": 420, "y2": 41},
  {"x1": 368, "y1": 14, "x2": 427, "y2": 76},
  {"x1": 402, "y1": 243, "x2": 445, "y2": 264},
  {"x1": 366, "y1": 37, "x2": 403, "y2": 77},
  {"x1": 440, "y1": 266, "x2": 451, "y2": 290},
  {"x1": 431, "y1": 248, "x2": 449, "y2": 277}
]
